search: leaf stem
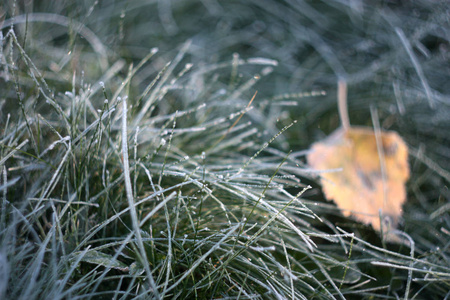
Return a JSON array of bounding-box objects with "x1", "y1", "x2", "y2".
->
[{"x1": 338, "y1": 80, "x2": 350, "y2": 131}]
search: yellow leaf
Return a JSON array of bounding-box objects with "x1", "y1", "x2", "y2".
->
[{"x1": 307, "y1": 126, "x2": 409, "y2": 231}]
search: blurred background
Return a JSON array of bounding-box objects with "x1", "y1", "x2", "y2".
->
[{"x1": 3, "y1": 0, "x2": 448, "y2": 148}]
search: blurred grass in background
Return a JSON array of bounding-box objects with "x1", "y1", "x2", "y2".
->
[{"x1": 0, "y1": 0, "x2": 449, "y2": 299}]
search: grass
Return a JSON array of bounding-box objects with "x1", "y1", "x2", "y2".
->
[{"x1": 1, "y1": 0, "x2": 449, "y2": 299}]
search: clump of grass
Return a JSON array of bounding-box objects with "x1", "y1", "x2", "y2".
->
[{"x1": 1, "y1": 1, "x2": 449, "y2": 299}]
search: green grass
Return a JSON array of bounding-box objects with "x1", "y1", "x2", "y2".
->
[{"x1": 1, "y1": 0, "x2": 449, "y2": 299}]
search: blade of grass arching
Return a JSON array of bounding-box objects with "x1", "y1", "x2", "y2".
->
[
  {"x1": 1, "y1": 113, "x2": 11, "y2": 144},
  {"x1": 228, "y1": 52, "x2": 240, "y2": 92},
  {"x1": 1, "y1": 167, "x2": 8, "y2": 228},
  {"x1": 252, "y1": 247, "x2": 296, "y2": 298},
  {"x1": 158, "y1": 112, "x2": 177, "y2": 187},
  {"x1": 177, "y1": 189, "x2": 201, "y2": 234},
  {"x1": 370, "y1": 262, "x2": 450, "y2": 279},
  {"x1": 208, "y1": 91, "x2": 257, "y2": 152},
  {"x1": 198, "y1": 103, "x2": 253, "y2": 131},
  {"x1": 0, "y1": 31, "x2": 5, "y2": 80},
  {"x1": 233, "y1": 253, "x2": 292, "y2": 296},
  {"x1": 77, "y1": 103, "x2": 109, "y2": 177},
  {"x1": 133, "y1": 127, "x2": 139, "y2": 200},
  {"x1": 1, "y1": 123, "x2": 26, "y2": 147},
  {"x1": 36, "y1": 114, "x2": 70, "y2": 150},
  {"x1": 110, "y1": 63, "x2": 133, "y2": 124},
  {"x1": 1, "y1": 143, "x2": 57, "y2": 171},
  {"x1": 245, "y1": 185, "x2": 313, "y2": 250},
  {"x1": 229, "y1": 66, "x2": 273, "y2": 101},
  {"x1": 117, "y1": 274, "x2": 137, "y2": 300},
  {"x1": 289, "y1": 255, "x2": 338, "y2": 299},
  {"x1": 134, "y1": 61, "x2": 172, "y2": 125},
  {"x1": 2, "y1": 13, "x2": 110, "y2": 69},
  {"x1": 73, "y1": 86, "x2": 121, "y2": 179},
  {"x1": 11, "y1": 70, "x2": 38, "y2": 154},
  {"x1": 391, "y1": 230, "x2": 415, "y2": 300},
  {"x1": 189, "y1": 56, "x2": 278, "y2": 80},
  {"x1": 209, "y1": 156, "x2": 311, "y2": 296},
  {"x1": 280, "y1": 238, "x2": 296, "y2": 300},
  {"x1": 72, "y1": 102, "x2": 117, "y2": 145},
  {"x1": 0, "y1": 139, "x2": 29, "y2": 167},
  {"x1": 134, "y1": 49, "x2": 167, "y2": 106},
  {"x1": 159, "y1": 198, "x2": 174, "y2": 298},
  {"x1": 215, "y1": 178, "x2": 316, "y2": 252},
  {"x1": 193, "y1": 151, "x2": 207, "y2": 245},
  {"x1": 191, "y1": 177, "x2": 237, "y2": 225},
  {"x1": 277, "y1": 188, "x2": 322, "y2": 222},
  {"x1": 81, "y1": 60, "x2": 126, "y2": 120},
  {"x1": 84, "y1": 234, "x2": 134, "y2": 300},
  {"x1": 1, "y1": 198, "x2": 41, "y2": 246},
  {"x1": 291, "y1": 234, "x2": 370, "y2": 284},
  {"x1": 252, "y1": 260, "x2": 285, "y2": 299},
  {"x1": 19, "y1": 212, "x2": 57, "y2": 299},
  {"x1": 395, "y1": 27, "x2": 435, "y2": 109},
  {"x1": 206, "y1": 119, "x2": 254, "y2": 144},
  {"x1": 163, "y1": 223, "x2": 240, "y2": 295},
  {"x1": 49, "y1": 207, "x2": 60, "y2": 294},
  {"x1": 205, "y1": 123, "x2": 258, "y2": 156},
  {"x1": 235, "y1": 270, "x2": 251, "y2": 299},
  {"x1": 217, "y1": 266, "x2": 277, "y2": 298},
  {"x1": 160, "y1": 194, "x2": 185, "y2": 294},
  {"x1": 35, "y1": 144, "x2": 71, "y2": 211},
  {"x1": 304, "y1": 252, "x2": 345, "y2": 300},
  {"x1": 339, "y1": 234, "x2": 355, "y2": 291},
  {"x1": 57, "y1": 246, "x2": 104, "y2": 298},
  {"x1": 4, "y1": 28, "x2": 52, "y2": 92},
  {"x1": 145, "y1": 103, "x2": 206, "y2": 127},
  {"x1": 120, "y1": 96, "x2": 160, "y2": 299},
  {"x1": 337, "y1": 80, "x2": 350, "y2": 132},
  {"x1": 80, "y1": 181, "x2": 184, "y2": 250},
  {"x1": 336, "y1": 227, "x2": 449, "y2": 273},
  {"x1": 241, "y1": 151, "x2": 293, "y2": 236},
  {"x1": 6, "y1": 30, "x2": 71, "y2": 132},
  {"x1": 78, "y1": 111, "x2": 123, "y2": 192},
  {"x1": 409, "y1": 146, "x2": 450, "y2": 183},
  {"x1": 229, "y1": 120, "x2": 297, "y2": 180},
  {"x1": 0, "y1": 250, "x2": 7, "y2": 299},
  {"x1": 133, "y1": 40, "x2": 191, "y2": 126},
  {"x1": 47, "y1": 223, "x2": 84, "y2": 299}
]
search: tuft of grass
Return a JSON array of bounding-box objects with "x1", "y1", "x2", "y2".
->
[{"x1": 1, "y1": 0, "x2": 449, "y2": 299}]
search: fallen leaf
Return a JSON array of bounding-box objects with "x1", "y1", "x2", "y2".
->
[
  {"x1": 307, "y1": 125, "x2": 409, "y2": 232},
  {"x1": 70, "y1": 249, "x2": 129, "y2": 272}
]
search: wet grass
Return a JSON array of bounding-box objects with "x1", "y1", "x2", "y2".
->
[{"x1": 0, "y1": 0, "x2": 449, "y2": 299}]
